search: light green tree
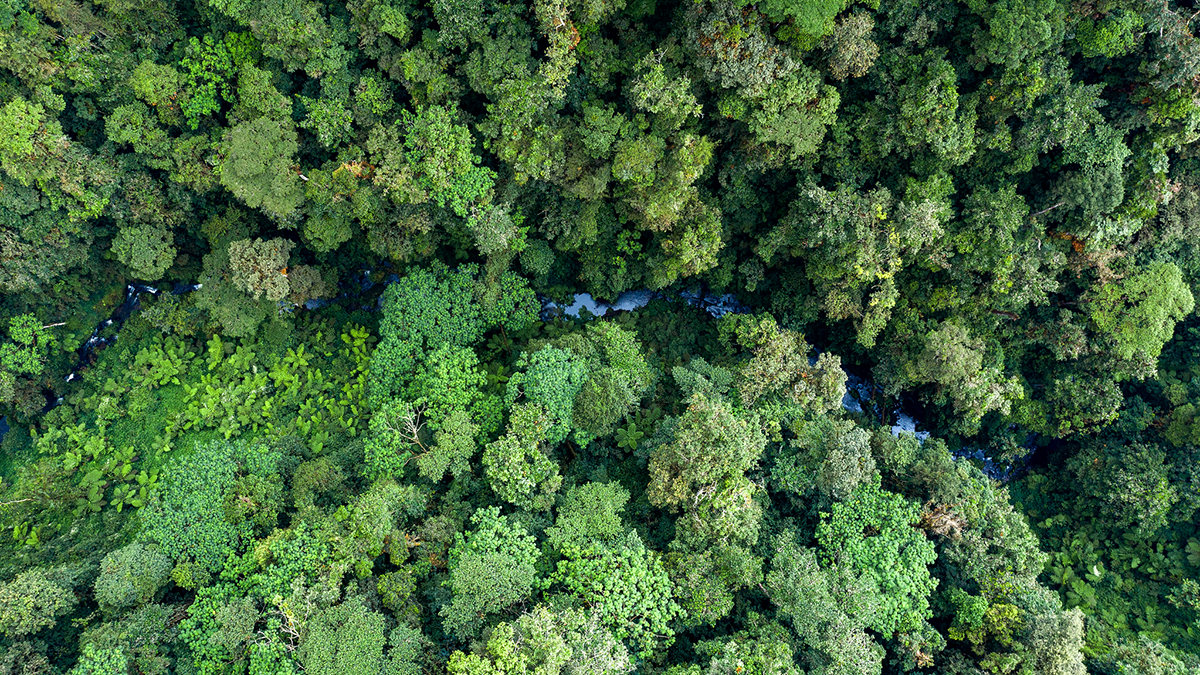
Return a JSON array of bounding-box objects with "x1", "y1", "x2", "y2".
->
[
  {"x1": 220, "y1": 117, "x2": 304, "y2": 218},
  {"x1": 1087, "y1": 261, "x2": 1195, "y2": 362},
  {"x1": 0, "y1": 568, "x2": 79, "y2": 638},
  {"x1": 815, "y1": 480, "x2": 938, "y2": 638},
  {"x1": 94, "y1": 544, "x2": 173, "y2": 612},
  {"x1": 483, "y1": 402, "x2": 562, "y2": 511},
  {"x1": 441, "y1": 506, "x2": 542, "y2": 638}
]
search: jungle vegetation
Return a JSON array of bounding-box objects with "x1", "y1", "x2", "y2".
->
[{"x1": 2, "y1": 0, "x2": 1200, "y2": 672}]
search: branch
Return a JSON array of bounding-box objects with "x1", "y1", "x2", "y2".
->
[{"x1": 1030, "y1": 202, "x2": 1066, "y2": 218}]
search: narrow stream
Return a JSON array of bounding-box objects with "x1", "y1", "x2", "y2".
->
[{"x1": 9, "y1": 275, "x2": 1022, "y2": 481}]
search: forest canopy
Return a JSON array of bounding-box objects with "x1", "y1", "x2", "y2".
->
[{"x1": 2, "y1": 0, "x2": 1200, "y2": 672}]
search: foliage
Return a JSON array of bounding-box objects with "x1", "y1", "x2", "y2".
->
[
  {"x1": 1087, "y1": 261, "x2": 1195, "y2": 362},
  {"x1": 648, "y1": 392, "x2": 767, "y2": 548},
  {"x1": 483, "y1": 402, "x2": 562, "y2": 511},
  {"x1": 441, "y1": 506, "x2": 542, "y2": 638},
  {"x1": 552, "y1": 531, "x2": 682, "y2": 658},
  {"x1": 447, "y1": 605, "x2": 633, "y2": 675},
  {"x1": 546, "y1": 481, "x2": 629, "y2": 552},
  {"x1": 140, "y1": 440, "x2": 279, "y2": 586},
  {"x1": 0, "y1": 568, "x2": 79, "y2": 637},
  {"x1": 815, "y1": 480, "x2": 938, "y2": 637},
  {"x1": 5, "y1": 0, "x2": 1200, "y2": 669},
  {"x1": 297, "y1": 597, "x2": 389, "y2": 675},
  {"x1": 220, "y1": 117, "x2": 304, "y2": 218},
  {"x1": 94, "y1": 543, "x2": 172, "y2": 611}
]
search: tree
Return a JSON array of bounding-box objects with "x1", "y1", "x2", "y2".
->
[
  {"x1": 298, "y1": 94, "x2": 354, "y2": 149},
  {"x1": 774, "y1": 417, "x2": 878, "y2": 507},
  {"x1": 824, "y1": 11, "x2": 879, "y2": 80},
  {"x1": 0, "y1": 568, "x2": 78, "y2": 638},
  {"x1": 105, "y1": 102, "x2": 173, "y2": 169},
  {"x1": 920, "y1": 322, "x2": 1021, "y2": 421},
  {"x1": 719, "y1": 313, "x2": 848, "y2": 416},
  {"x1": 407, "y1": 343, "x2": 497, "y2": 433},
  {"x1": 483, "y1": 402, "x2": 562, "y2": 511},
  {"x1": 765, "y1": 534, "x2": 884, "y2": 675},
  {"x1": 815, "y1": 480, "x2": 938, "y2": 638},
  {"x1": 220, "y1": 116, "x2": 304, "y2": 218},
  {"x1": 400, "y1": 104, "x2": 495, "y2": 216},
  {"x1": 416, "y1": 408, "x2": 479, "y2": 482},
  {"x1": 739, "y1": 67, "x2": 841, "y2": 159},
  {"x1": 1087, "y1": 261, "x2": 1195, "y2": 362},
  {"x1": 234, "y1": 63, "x2": 293, "y2": 122},
  {"x1": 68, "y1": 645, "x2": 128, "y2": 675},
  {"x1": 627, "y1": 53, "x2": 702, "y2": 134},
  {"x1": 546, "y1": 481, "x2": 630, "y2": 552},
  {"x1": 441, "y1": 506, "x2": 542, "y2": 638},
  {"x1": 552, "y1": 531, "x2": 682, "y2": 658},
  {"x1": 648, "y1": 392, "x2": 767, "y2": 550},
  {"x1": 1066, "y1": 439, "x2": 1178, "y2": 536},
  {"x1": 139, "y1": 440, "x2": 270, "y2": 586},
  {"x1": 297, "y1": 598, "x2": 388, "y2": 675},
  {"x1": 964, "y1": 0, "x2": 1065, "y2": 68},
  {"x1": 110, "y1": 224, "x2": 176, "y2": 280},
  {"x1": 688, "y1": 619, "x2": 801, "y2": 675},
  {"x1": 754, "y1": 0, "x2": 847, "y2": 41},
  {"x1": 94, "y1": 544, "x2": 172, "y2": 612},
  {"x1": 757, "y1": 185, "x2": 913, "y2": 347},
  {"x1": 129, "y1": 60, "x2": 184, "y2": 120},
  {"x1": 447, "y1": 606, "x2": 633, "y2": 675},
  {"x1": 891, "y1": 51, "x2": 978, "y2": 166},
  {"x1": 477, "y1": 76, "x2": 568, "y2": 184},
  {"x1": 0, "y1": 98, "x2": 45, "y2": 169},
  {"x1": 1011, "y1": 589, "x2": 1086, "y2": 675},
  {"x1": 0, "y1": 314, "x2": 50, "y2": 377},
  {"x1": 506, "y1": 346, "x2": 591, "y2": 445},
  {"x1": 554, "y1": 323, "x2": 654, "y2": 440},
  {"x1": 377, "y1": 263, "x2": 539, "y2": 352},
  {"x1": 194, "y1": 246, "x2": 277, "y2": 338}
]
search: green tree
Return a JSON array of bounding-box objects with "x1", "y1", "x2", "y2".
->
[
  {"x1": 194, "y1": 245, "x2": 277, "y2": 337},
  {"x1": 546, "y1": 481, "x2": 630, "y2": 552},
  {"x1": 94, "y1": 544, "x2": 173, "y2": 612},
  {"x1": 906, "y1": 320, "x2": 1022, "y2": 433},
  {"x1": 552, "y1": 531, "x2": 682, "y2": 658},
  {"x1": 964, "y1": 0, "x2": 1066, "y2": 68},
  {"x1": 0, "y1": 314, "x2": 50, "y2": 376},
  {"x1": 0, "y1": 568, "x2": 78, "y2": 638},
  {"x1": 110, "y1": 224, "x2": 176, "y2": 280},
  {"x1": 447, "y1": 605, "x2": 633, "y2": 675},
  {"x1": 220, "y1": 116, "x2": 304, "y2": 218},
  {"x1": 506, "y1": 346, "x2": 590, "y2": 445},
  {"x1": 554, "y1": 323, "x2": 653, "y2": 440},
  {"x1": 441, "y1": 506, "x2": 542, "y2": 638},
  {"x1": 815, "y1": 480, "x2": 938, "y2": 638},
  {"x1": 397, "y1": 104, "x2": 495, "y2": 216},
  {"x1": 720, "y1": 313, "x2": 848, "y2": 416},
  {"x1": 765, "y1": 534, "x2": 884, "y2": 675},
  {"x1": 68, "y1": 644, "x2": 128, "y2": 675},
  {"x1": 1087, "y1": 261, "x2": 1195, "y2": 362},
  {"x1": 1066, "y1": 439, "x2": 1178, "y2": 536},
  {"x1": 824, "y1": 11, "x2": 879, "y2": 80},
  {"x1": 687, "y1": 619, "x2": 801, "y2": 675},
  {"x1": 648, "y1": 392, "x2": 767, "y2": 549},
  {"x1": 483, "y1": 402, "x2": 562, "y2": 511},
  {"x1": 139, "y1": 440, "x2": 276, "y2": 586},
  {"x1": 416, "y1": 408, "x2": 479, "y2": 482},
  {"x1": 297, "y1": 598, "x2": 388, "y2": 675}
]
